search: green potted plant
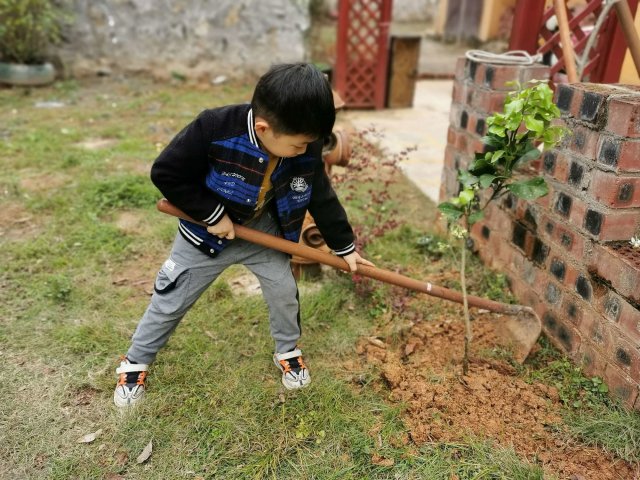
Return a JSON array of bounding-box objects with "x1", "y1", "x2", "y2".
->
[{"x1": 0, "y1": 0, "x2": 67, "y2": 86}]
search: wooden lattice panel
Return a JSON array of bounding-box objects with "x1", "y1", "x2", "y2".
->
[
  {"x1": 510, "y1": 0, "x2": 639, "y2": 83},
  {"x1": 335, "y1": 0, "x2": 393, "y2": 109}
]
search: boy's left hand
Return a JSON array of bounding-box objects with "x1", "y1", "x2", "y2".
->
[{"x1": 342, "y1": 251, "x2": 375, "y2": 272}]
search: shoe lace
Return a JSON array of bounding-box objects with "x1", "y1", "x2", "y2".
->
[
  {"x1": 118, "y1": 356, "x2": 146, "y2": 387},
  {"x1": 280, "y1": 356, "x2": 306, "y2": 374}
]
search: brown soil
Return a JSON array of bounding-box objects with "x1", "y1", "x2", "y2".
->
[
  {"x1": 0, "y1": 201, "x2": 42, "y2": 241},
  {"x1": 352, "y1": 301, "x2": 638, "y2": 480}
]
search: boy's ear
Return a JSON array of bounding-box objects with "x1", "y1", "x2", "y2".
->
[{"x1": 254, "y1": 118, "x2": 270, "y2": 135}]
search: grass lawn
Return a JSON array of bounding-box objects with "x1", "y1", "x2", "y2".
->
[{"x1": 1, "y1": 77, "x2": 637, "y2": 479}]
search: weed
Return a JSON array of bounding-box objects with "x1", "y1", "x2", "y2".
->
[
  {"x1": 43, "y1": 274, "x2": 72, "y2": 303},
  {"x1": 83, "y1": 174, "x2": 158, "y2": 211},
  {"x1": 565, "y1": 403, "x2": 640, "y2": 463},
  {"x1": 527, "y1": 355, "x2": 610, "y2": 409}
]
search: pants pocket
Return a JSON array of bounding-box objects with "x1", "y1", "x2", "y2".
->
[{"x1": 152, "y1": 258, "x2": 191, "y2": 314}]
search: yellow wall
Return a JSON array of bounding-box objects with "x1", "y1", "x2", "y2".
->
[
  {"x1": 478, "y1": 0, "x2": 516, "y2": 42},
  {"x1": 619, "y1": 6, "x2": 640, "y2": 84}
]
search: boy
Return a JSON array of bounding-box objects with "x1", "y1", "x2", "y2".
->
[{"x1": 114, "y1": 63, "x2": 372, "y2": 407}]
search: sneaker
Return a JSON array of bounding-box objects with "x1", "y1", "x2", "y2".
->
[
  {"x1": 273, "y1": 348, "x2": 310, "y2": 390},
  {"x1": 113, "y1": 357, "x2": 149, "y2": 407}
]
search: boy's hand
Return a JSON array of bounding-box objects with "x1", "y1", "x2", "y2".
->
[
  {"x1": 342, "y1": 251, "x2": 374, "y2": 272},
  {"x1": 207, "y1": 214, "x2": 235, "y2": 239}
]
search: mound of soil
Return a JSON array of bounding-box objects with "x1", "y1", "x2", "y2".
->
[{"x1": 353, "y1": 306, "x2": 636, "y2": 479}]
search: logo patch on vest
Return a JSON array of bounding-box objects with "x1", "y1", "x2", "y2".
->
[{"x1": 290, "y1": 177, "x2": 308, "y2": 192}]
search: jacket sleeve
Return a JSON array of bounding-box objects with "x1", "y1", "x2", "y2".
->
[
  {"x1": 150, "y1": 110, "x2": 226, "y2": 226},
  {"x1": 307, "y1": 142, "x2": 356, "y2": 256}
]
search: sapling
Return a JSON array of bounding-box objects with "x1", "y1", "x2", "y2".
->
[{"x1": 438, "y1": 80, "x2": 567, "y2": 374}]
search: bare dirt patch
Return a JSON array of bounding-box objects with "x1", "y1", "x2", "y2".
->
[
  {"x1": 0, "y1": 201, "x2": 42, "y2": 241},
  {"x1": 110, "y1": 251, "x2": 160, "y2": 299},
  {"x1": 19, "y1": 172, "x2": 71, "y2": 193},
  {"x1": 113, "y1": 211, "x2": 150, "y2": 236},
  {"x1": 352, "y1": 302, "x2": 637, "y2": 480},
  {"x1": 74, "y1": 138, "x2": 119, "y2": 150}
]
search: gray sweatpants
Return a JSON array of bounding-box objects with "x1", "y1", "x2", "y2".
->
[{"x1": 126, "y1": 211, "x2": 300, "y2": 364}]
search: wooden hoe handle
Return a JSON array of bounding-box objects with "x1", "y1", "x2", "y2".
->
[{"x1": 156, "y1": 199, "x2": 527, "y2": 315}]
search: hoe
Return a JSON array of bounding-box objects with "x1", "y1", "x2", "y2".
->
[{"x1": 157, "y1": 199, "x2": 542, "y2": 363}]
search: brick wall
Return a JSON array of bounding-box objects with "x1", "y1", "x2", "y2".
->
[{"x1": 440, "y1": 57, "x2": 640, "y2": 409}]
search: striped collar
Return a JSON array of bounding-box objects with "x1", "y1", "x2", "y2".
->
[{"x1": 246, "y1": 108, "x2": 260, "y2": 148}]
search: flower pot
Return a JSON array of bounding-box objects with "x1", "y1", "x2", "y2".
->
[{"x1": 0, "y1": 62, "x2": 55, "y2": 86}]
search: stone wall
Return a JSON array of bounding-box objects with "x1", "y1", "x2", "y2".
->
[
  {"x1": 56, "y1": 0, "x2": 311, "y2": 81},
  {"x1": 441, "y1": 58, "x2": 640, "y2": 409}
]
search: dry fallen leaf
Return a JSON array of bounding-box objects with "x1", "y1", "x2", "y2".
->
[
  {"x1": 136, "y1": 440, "x2": 153, "y2": 464},
  {"x1": 76, "y1": 429, "x2": 102, "y2": 444}
]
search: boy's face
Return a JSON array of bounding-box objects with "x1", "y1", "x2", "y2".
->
[{"x1": 255, "y1": 119, "x2": 317, "y2": 158}]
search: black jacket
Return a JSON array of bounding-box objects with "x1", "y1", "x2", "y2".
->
[{"x1": 151, "y1": 104, "x2": 355, "y2": 258}]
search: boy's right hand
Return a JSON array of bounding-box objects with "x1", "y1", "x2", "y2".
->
[{"x1": 207, "y1": 214, "x2": 235, "y2": 239}]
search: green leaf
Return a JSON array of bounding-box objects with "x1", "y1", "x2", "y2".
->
[
  {"x1": 458, "y1": 188, "x2": 475, "y2": 206},
  {"x1": 469, "y1": 158, "x2": 495, "y2": 176},
  {"x1": 479, "y1": 174, "x2": 497, "y2": 188},
  {"x1": 468, "y1": 210, "x2": 484, "y2": 225},
  {"x1": 524, "y1": 115, "x2": 544, "y2": 133},
  {"x1": 506, "y1": 177, "x2": 549, "y2": 200},
  {"x1": 438, "y1": 202, "x2": 464, "y2": 220},
  {"x1": 515, "y1": 147, "x2": 541, "y2": 164},
  {"x1": 490, "y1": 150, "x2": 505, "y2": 164},
  {"x1": 505, "y1": 98, "x2": 524, "y2": 115},
  {"x1": 458, "y1": 170, "x2": 478, "y2": 188},
  {"x1": 488, "y1": 126, "x2": 506, "y2": 137},
  {"x1": 481, "y1": 134, "x2": 506, "y2": 149}
]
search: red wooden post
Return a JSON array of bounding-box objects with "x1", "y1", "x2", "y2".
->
[
  {"x1": 509, "y1": 0, "x2": 546, "y2": 53},
  {"x1": 334, "y1": 0, "x2": 393, "y2": 109},
  {"x1": 599, "y1": 0, "x2": 639, "y2": 82}
]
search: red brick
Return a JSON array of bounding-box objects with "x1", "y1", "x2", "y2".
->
[
  {"x1": 588, "y1": 168, "x2": 640, "y2": 208},
  {"x1": 468, "y1": 87, "x2": 507, "y2": 114},
  {"x1": 596, "y1": 135, "x2": 640, "y2": 173},
  {"x1": 466, "y1": 111, "x2": 487, "y2": 137},
  {"x1": 589, "y1": 243, "x2": 640, "y2": 305},
  {"x1": 519, "y1": 64, "x2": 551, "y2": 85},
  {"x1": 617, "y1": 139, "x2": 640, "y2": 172},
  {"x1": 546, "y1": 150, "x2": 571, "y2": 184},
  {"x1": 451, "y1": 79, "x2": 468, "y2": 104},
  {"x1": 603, "y1": 363, "x2": 639, "y2": 408},
  {"x1": 480, "y1": 63, "x2": 522, "y2": 91},
  {"x1": 439, "y1": 165, "x2": 460, "y2": 202},
  {"x1": 562, "y1": 195, "x2": 640, "y2": 242},
  {"x1": 555, "y1": 83, "x2": 580, "y2": 117},
  {"x1": 578, "y1": 307, "x2": 615, "y2": 352},
  {"x1": 454, "y1": 57, "x2": 468, "y2": 81},
  {"x1": 564, "y1": 124, "x2": 599, "y2": 158},
  {"x1": 619, "y1": 300, "x2": 640, "y2": 345},
  {"x1": 449, "y1": 103, "x2": 463, "y2": 128},
  {"x1": 541, "y1": 307, "x2": 582, "y2": 356},
  {"x1": 593, "y1": 290, "x2": 640, "y2": 345},
  {"x1": 482, "y1": 204, "x2": 514, "y2": 239},
  {"x1": 537, "y1": 211, "x2": 590, "y2": 261},
  {"x1": 446, "y1": 126, "x2": 457, "y2": 147},
  {"x1": 556, "y1": 83, "x2": 627, "y2": 123},
  {"x1": 610, "y1": 332, "x2": 640, "y2": 382},
  {"x1": 578, "y1": 340, "x2": 608, "y2": 377},
  {"x1": 605, "y1": 94, "x2": 640, "y2": 138},
  {"x1": 561, "y1": 290, "x2": 585, "y2": 326}
]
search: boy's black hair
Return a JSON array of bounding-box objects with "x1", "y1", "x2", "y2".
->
[{"x1": 251, "y1": 63, "x2": 335, "y2": 139}]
